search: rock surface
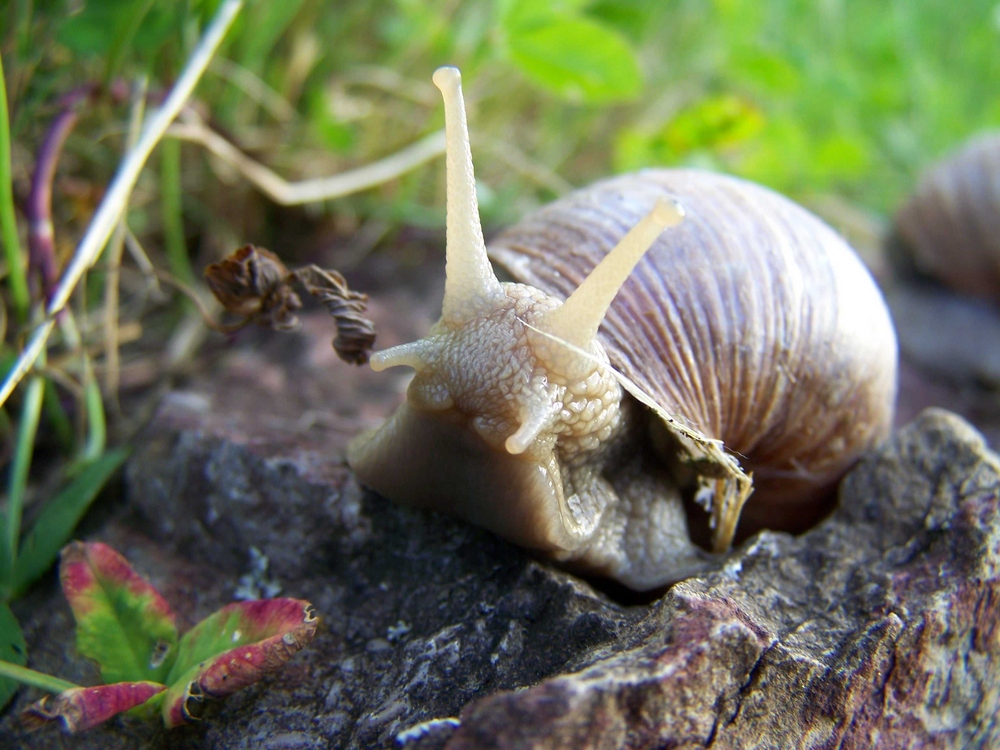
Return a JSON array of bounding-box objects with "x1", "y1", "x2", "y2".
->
[{"x1": 1, "y1": 308, "x2": 998, "y2": 749}]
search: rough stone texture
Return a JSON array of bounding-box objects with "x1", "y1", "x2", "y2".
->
[
  {"x1": 1, "y1": 306, "x2": 998, "y2": 749},
  {"x1": 448, "y1": 409, "x2": 1000, "y2": 749}
]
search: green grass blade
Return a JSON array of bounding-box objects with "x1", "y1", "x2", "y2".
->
[
  {"x1": 12, "y1": 448, "x2": 129, "y2": 598},
  {"x1": 1, "y1": 375, "x2": 45, "y2": 596},
  {"x1": 80, "y1": 360, "x2": 107, "y2": 463},
  {"x1": 0, "y1": 601, "x2": 28, "y2": 709},
  {"x1": 0, "y1": 52, "x2": 31, "y2": 323},
  {"x1": 42, "y1": 378, "x2": 74, "y2": 450},
  {"x1": 0, "y1": 658, "x2": 78, "y2": 697},
  {"x1": 104, "y1": 0, "x2": 156, "y2": 84},
  {"x1": 159, "y1": 137, "x2": 194, "y2": 286}
]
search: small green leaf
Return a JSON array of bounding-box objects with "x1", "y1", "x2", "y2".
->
[
  {"x1": 504, "y1": 15, "x2": 642, "y2": 103},
  {"x1": 21, "y1": 681, "x2": 166, "y2": 733},
  {"x1": 732, "y1": 50, "x2": 802, "y2": 95},
  {"x1": 0, "y1": 603, "x2": 27, "y2": 710},
  {"x1": 13, "y1": 449, "x2": 129, "y2": 597},
  {"x1": 162, "y1": 599, "x2": 319, "y2": 727},
  {"x1": 60, "y1": 542, "x2": 178, "y2": 685}
]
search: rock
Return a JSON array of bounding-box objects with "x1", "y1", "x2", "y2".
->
[
  {"x1": 887, "y1": 283, "x2": 1000, "y2": 386},
  {"x1": 1, "y1": 309, "x2": 998, "y2": 749},
  {"x1": 885, "y1": 281, "x2": 1000, "y2": 447},
  {"x1": 448, "y1": 408, "x2": 1000, "y2": 749}
]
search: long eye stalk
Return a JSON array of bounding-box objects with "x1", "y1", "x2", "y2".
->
[
  {"x1": 538, "y1": 198, "x2": 684, "y2": 351},
  {"x1": 432, "y1": 67, "x2": 504, "y2": 326}
]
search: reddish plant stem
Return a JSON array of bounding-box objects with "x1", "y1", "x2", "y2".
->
[
  {"x1": 25, "y1": 81, "x2": 149, "y2": 305},
  {"x1": 26, "y1": 84, "x2": 99, "y2": 304}
]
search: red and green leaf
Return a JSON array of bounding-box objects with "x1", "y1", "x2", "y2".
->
[
  {"x1": 59, "y1": 542, "x2": 178, "y2": 684},
  {"x1": 161, "y1": 599, "x2": 318, "y2": 727},
  {"x1": 21, "y1": 681, "x2": 166, "y2": 733}
]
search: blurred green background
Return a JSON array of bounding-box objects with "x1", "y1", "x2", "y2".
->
[{"x1": 4, "y1": 0, "x2": 998, "y2": 252}]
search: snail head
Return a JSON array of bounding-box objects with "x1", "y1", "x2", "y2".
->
[{"x1": 347, "y1": 67, "x2": 686, "y2": 567}]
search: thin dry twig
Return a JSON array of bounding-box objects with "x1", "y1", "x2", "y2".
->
[
  {"x1": 209, "y1": 58, "x2": 297, "y2": 123},
  {"x1": 478, "y1": 135, "x2": 573, "y2": 195},
  {"x1": 0, "y1": 0, "x2": 244, "y2": 410},
  {"x1": 338, "y1": 66, "x2": 439, "y2": 106},
  {"x1": 104, "y1": 76, "x2": 148, "y2": 407},
  {"x1": 145, "y1": 267, "x2": 229, "y2": 333},
  {"x1": 167, "y1": 114, "x2": 446, "y2": 205},
  {"x1": 122, "y1": 227, "x2": 165, "y2": 297}
]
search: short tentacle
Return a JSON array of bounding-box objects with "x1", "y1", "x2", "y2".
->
[
  {"x1": 505, "y1": 389, "x2": 561, "y2": 455},
  {"x1": 369, "y1": 340, "x2": 433, "y2": 372}
]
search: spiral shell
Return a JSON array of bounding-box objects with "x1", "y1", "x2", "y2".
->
[
  {"x1": 490, "y1": 169, "x2": 899, "y2": 529},
  {"x1": 894, "y1": 133, "x2": 1000, "y2": 303}
]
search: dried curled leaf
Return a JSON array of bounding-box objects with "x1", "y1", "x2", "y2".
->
[
  {"x1": 292, "y1": 266, "x2": 377, "y2": 365},
  {"x1": 204, "y1": 245, "x2": 302, "y2": 331},
  {"x1": 21, "y1": 682, "x2": 166, "y2": 733},
  {"x1": 205, "y1": 245, "x2": 377, "y2": 364}
]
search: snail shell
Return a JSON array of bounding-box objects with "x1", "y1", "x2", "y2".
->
[
  {"x1": 490, "y1": 169, "x2": 898, "y2": 533},
  {"x1": 348, "y1": 68, "x2": 898, "y2": 590},
  {"x1": 893, "y1": 132, "x2": 1000, "y2": 303}
]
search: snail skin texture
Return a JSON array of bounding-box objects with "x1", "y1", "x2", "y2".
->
[{"x1": 348, "y1": 67, "x2": 898, "y2": 591}]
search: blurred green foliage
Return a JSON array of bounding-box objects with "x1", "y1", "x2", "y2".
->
[{"x1": 5, "y1": 0, "x2": 997, "y2": 235}]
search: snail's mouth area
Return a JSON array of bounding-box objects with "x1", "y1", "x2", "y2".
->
[
  {"x1": 346, "y1": 402, "x2": 589, "y2": 553},
  {"x1": 348, "y1": 396, "x2": 726, "y2": 594}
]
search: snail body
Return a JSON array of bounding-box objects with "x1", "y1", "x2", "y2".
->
[{"x1": 348, "y1": 68, "x2": 898, "y2": 590}]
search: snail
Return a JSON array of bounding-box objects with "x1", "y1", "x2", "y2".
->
[
  {"x1": 886, "y1": 132, "x2": 1000, "y2": 408},
  {"x1": 347, "y1": 67, "x2": 898, "y2": 591},
  {"x1": 892, "y1": 132, "x2": 1000, "y2": 305}
]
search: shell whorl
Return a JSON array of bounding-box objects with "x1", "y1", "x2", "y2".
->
[
  {"x1": 490, "y1": 169, "x2": 899, "y2": 523},
  {"x1": 894, "y1": 133, "x2": 1000, "y2": 304}
]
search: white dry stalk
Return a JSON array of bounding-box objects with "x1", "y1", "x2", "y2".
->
[
  {"x1": 123, "y1": 227, "x2": 164, "y2": 296},
  {"x1": 167, "y1": 115, "x2": 447, "y2": 205},
  {"x1": 0, "y1": 0, "x2": 244, "y2": 409}
]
